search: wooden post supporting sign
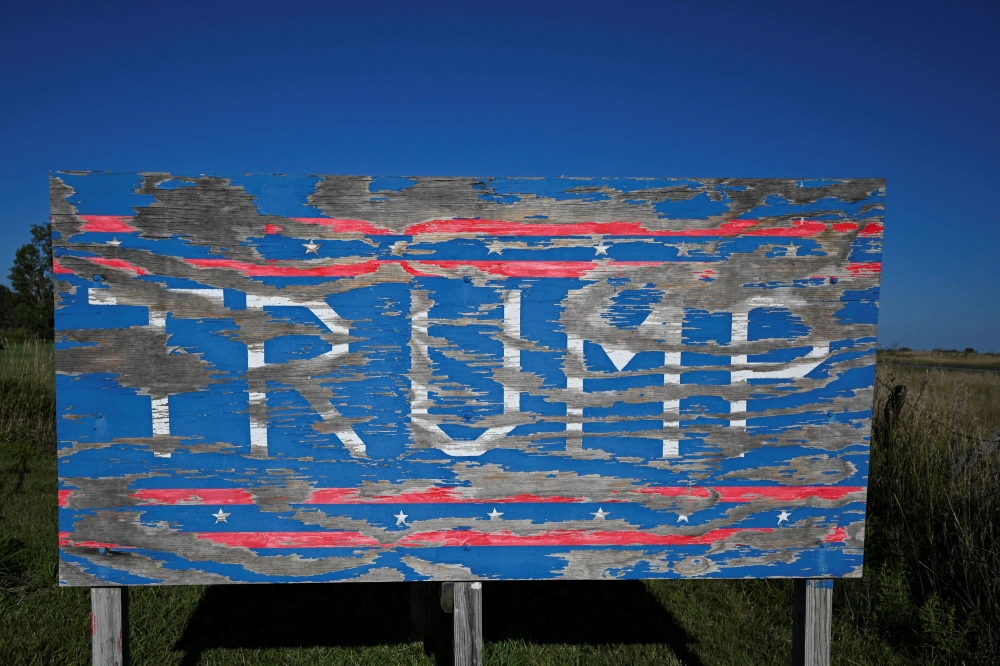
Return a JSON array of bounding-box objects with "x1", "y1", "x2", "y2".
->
[
  {"x1": 91, "y1": 587, "x2": 128, "y2": 666},
  {"x1": 793, "y1": 579, "x2": 833, "y2": 666},
  {"x1": 452, "y1": 582, "x2": 483, "y2": 666}
]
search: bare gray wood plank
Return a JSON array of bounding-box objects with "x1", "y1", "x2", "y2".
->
[
  {"x1": 453, "y1": 581, "x2": 483, "y2": 666},
  {"x1": 793, "y1": 578, "x2": 832, "y2": 666},
  {"x1": 91, "y1": 587, "x2": 128, "y2": 666}
]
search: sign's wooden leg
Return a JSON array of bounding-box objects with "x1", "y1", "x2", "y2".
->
[
  {"x1": 452, "y1": 581, "x2": 482, "y2": 666},
  {"x1": 792, "y1": 579, "x2": 832, "y2": 666},
  {"x1": 91, "y1": 586, "x2": 129, "y2": 666}
]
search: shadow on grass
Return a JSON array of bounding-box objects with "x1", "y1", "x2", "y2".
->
[
  {"x1": 485, "y1": 580, "x2": 704, "y2": 664},
  {"x1": 174, "y1": 580, "x2": 704, "y2": 665},
  {"x1": 174, "y1": 582, "x2": 412, "y2": 665}
]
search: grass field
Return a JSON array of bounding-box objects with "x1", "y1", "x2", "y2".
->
[
  {"x1": 883, "y1": 347, "x2": 1000, "y2": 372},
  {"x1": 0, "y1": 341, "x2": 997, "y2": 664}
]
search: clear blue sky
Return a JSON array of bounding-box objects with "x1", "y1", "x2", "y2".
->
[{"x1": 2, "y1": 1, "x2": 998, "y2": 351}]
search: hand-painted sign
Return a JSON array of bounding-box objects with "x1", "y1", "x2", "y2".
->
[{"x1": 54, "y1": 174, "x2": 883, "y2": 584}]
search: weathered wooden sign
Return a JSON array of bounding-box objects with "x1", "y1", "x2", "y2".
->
[{"x1": 54, "y1": 174, "x2": 883, "y2": 585}]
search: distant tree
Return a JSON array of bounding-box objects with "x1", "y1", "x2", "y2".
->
[
  {"x1": 0, "y1": 284, "x2": 16, "y2": 329},
  {"x1": 965, "y1": 347, "x2": 976, "y2": 355},
  {"x1": 8, "y1": 223, "x2": 53, "y2": 337}
]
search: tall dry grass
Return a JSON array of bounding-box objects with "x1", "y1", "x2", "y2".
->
[
  {"x1": 0, "y1": 339, "x2": 55, "y2": 447},
  {"x1": 838, "y1": 355, "x2": 1000, "y2": 662}
]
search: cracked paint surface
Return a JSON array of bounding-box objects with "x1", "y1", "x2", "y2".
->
[{"x1": 54, "y1": 174, "x2": 883, "y2": 584}]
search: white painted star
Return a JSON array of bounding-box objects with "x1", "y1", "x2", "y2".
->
[
  {"x1": 303, "y1": 240, "x2": 320, "y2": 255},
  {"x1": 777, "y1": 510, "x2": 791, "y2": 524},
  {"x1": 593, "y1": 241, "x2": 610, "y2": 256},
  {"x1": 488, "y1": 507, "x2": 504, "y2": 520},
  {"x1": 591, "y1": 507, "x2": 609, "y2": 520},
  {"x1": 785, "y1": 242, "x2": 800, "y2": 257},
  {"x1": 212, "y1": 509, "x2": 230, "y2": 524},
  {"x1": 673, "y1": 242, "x2": 695, "y2": 257},
  {"x1": 486, "y1": 241, "x2": 504, "y2": 256},
  {"x1": 106, "y1": 237, "x2": 122, "y2": 247},
  {"x1": 394, "y1": 510, "x2": 409, "y2": 526},
  {"x1": 676, "y1": 514, "x2": 689, "y2": 523}
]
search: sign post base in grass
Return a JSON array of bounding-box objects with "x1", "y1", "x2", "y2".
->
[
  {"x1": 793, "y1": 579, "x2": 832, "y2": 666},
  {"x1": 453, "y1": 581, "x2": 483, "y2": 666},
  {"x1": 91, "y1": 586, "x2": 128, "y2": 666}
]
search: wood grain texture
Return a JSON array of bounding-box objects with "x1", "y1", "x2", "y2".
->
[
  {"x1": 453, "y1": 581, "x2": 483, "y2": 666},
  {"x1": 53, "y1": 174, "x2": 884, "y2": 584},
  {"x1": 91, "y1": 587, "x2": 128, "y2": 666},
  {"x1": 793, "y1": 579, "x2": 833, "y2": 666}
]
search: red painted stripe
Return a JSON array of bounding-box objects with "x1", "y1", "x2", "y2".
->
[
  {"x1": 76, "y1": 215, "x2": 870, "y2": 239},
  {"x1": 89, "y1": 257, "x2": 148, "y2": 276},
  {"x1": 186, "y1": 258, "x2": 383, "y2": 277},
  {"x1": 58, "y1": 533, "x2": 134, "y2": 550},
  {"x1": 195, "y1": 531, "x2": 380, "y2": 548},
  {"x1": 715, "y1": 486, "x2": 863, "y2": 501},
  {"x1": 288, "y1": 218, "x2": 762, "y2": 237},
  {"x1": 76, "y1": 215, "x2": 772, "y2": 238},
  {"x1": 184, "y1": 258, "x2": 663, "y2": 279},
  {"x1": 635, "y1": 486, "x2": 864, "y2": 502},
  {"x1": 306, "y1": 488, "x2": 584, "y2": 505},
  {"x1": 306, "y1": 487, "x2": 470, "y2": 504},
  {"x1": 304, "y1": 488, "x2": 362, "y2": 504},
  {"x1": 60, "y1": 526, "x2": 847, "y2": 550},
  {"x1": 55, "y1": 255, "x2": 148, "y2": 277},
  {"x1": 402, "y1": 219, "x2": 760, "y2": 238},
  {"x1": 743, "y1": 219, "x2": 826, "y2": 237},
  {"x1": 69, "y1": 485, "x2": 864, "y2": 506},
  {"x1": 405, "y1": 220, "x2": 640, "y2": 236},
  {"x1": 845, "y1": 262, "x2": 882, "y2": 277},
  {"x1": 399, "y1": 261, "x2": 427, "y2": 277},
  {"x1": 69, "y1": 540, "x2": 132, "y2": 549},
  {"x1": 410, "y1": 260, "x2": 660, "y2": 278},
  {"x1": 78, "y1": 215, "x2": 136, "y2": 233},
  {"x1": 305, "y1": 487, "x2": 461, "y2": 504},
  {"x1": 634, "y1": 487, "x2": 713, "y2": 499},
  {"x1": 396, "y1": 527, "x2": 774, "y2": 548},
  {"x1": 495, "y1": 493, "x2": 584, "y2": 504},
  {"x1": 291, "y1": 218, "x2": 388, "y2": 235},
  {"x1": 823, "y1": 527, "x2": 848, "y2": 542},
  {"x1": 130, "y1": 488, "x2": 256, "y2": 505}
]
